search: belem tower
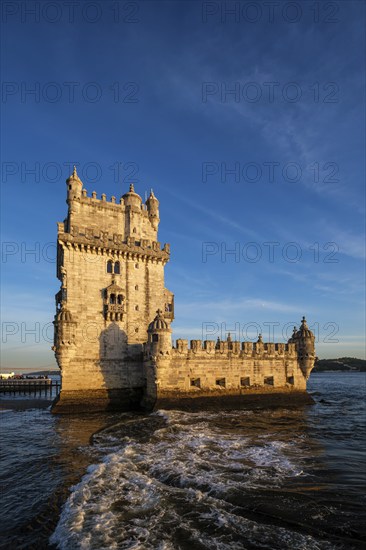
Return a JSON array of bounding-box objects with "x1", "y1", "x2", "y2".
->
[{"x1": 52, "y1": 168, "x2": 316, "y2": 413}]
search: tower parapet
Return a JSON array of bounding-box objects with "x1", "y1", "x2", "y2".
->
[{"x1": 64, "y1": 168, "x2": 162, "y2": 242}]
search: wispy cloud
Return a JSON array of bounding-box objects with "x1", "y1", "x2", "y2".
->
[
  {"x1": 177, "y1": 297, "x2": 306, "y2": 317},
  {"x1": 164, "y1": 188, "x2": 261, "y2": 240}
]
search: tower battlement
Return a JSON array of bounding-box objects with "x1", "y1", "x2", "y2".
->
[
  {"x1": 70, "y1": 187, "x2": 153, "y2": 212},
  {"x1": 65, "y1": 167, "x2": 162, "y2": 244},
  {"x1": 170, "y1": 339, "x2": 296, "y2": 356}
]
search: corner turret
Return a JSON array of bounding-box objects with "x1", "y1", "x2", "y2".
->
[
  {"x1": 146, "y1": 309, "x2": 172, "y2": 356},
  {"x1": 123, "y1": 184, "x2": 142, "y2": 210},
  {"x1": 66, "y1": 166, "x2": 83, "y2": 203},
  {"x1": 146, "y1": 189, "x2": 160, "y2": 231},
  {"x1": 290, "y1": 317, "x2": 315, "y2": 379},
  {"x1": 53, "y1": 306, "x2": 76, "y2": 351}
]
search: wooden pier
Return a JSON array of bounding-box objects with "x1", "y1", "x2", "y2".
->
[{"x1": 0, "y1": 379, "x2": 60, "y2": 396}]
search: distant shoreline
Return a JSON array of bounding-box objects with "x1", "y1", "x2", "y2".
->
[
  {"x1": 312, "y1": 370, "x2": 365, "y2": 373},
  {"x1": 313, "y1": 357, "x2": 365, "y2": 373}
]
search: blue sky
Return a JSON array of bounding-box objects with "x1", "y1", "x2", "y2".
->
[{"x1": 1, "y1": 0, "x2": 365, "y2": 372}]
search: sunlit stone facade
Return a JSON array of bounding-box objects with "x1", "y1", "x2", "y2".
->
[{"x1": 52, "y1": 168, "x2": 315, "y2": 413}]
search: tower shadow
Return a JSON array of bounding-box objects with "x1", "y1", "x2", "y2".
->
[{"x1": 98, "y1": 323, "x2": 143, "y2": 410}]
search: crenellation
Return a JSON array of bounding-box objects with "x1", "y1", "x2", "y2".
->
[
  {"x1": 165, "y1": 337, "x2": 308, "y2": 362},
  {"x1": 242, "y1": 341, "x2": 252, "y2": 354},
  {"x1": 203, "y1": 340, "x2": 215, "y2": 353},
  {"x1": 231, "y1": 341, "x2": 240, "y2": 354}
]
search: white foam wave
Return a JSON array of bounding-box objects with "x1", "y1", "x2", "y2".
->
[{"x1": 51, "y1": 411, "x2": 325, "y2": 550}]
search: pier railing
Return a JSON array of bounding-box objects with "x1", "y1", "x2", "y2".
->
[{"x1": 0, "y1": 379, "x2": 60, "y2": 396}]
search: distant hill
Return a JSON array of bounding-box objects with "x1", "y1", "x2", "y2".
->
[{"x1": 313, "y1": 357, "x2": 366, "y2": 372}]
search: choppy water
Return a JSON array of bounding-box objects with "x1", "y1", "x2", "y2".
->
[{"x1": 0, "y1": 373, "x2": 365, "y2": 549}]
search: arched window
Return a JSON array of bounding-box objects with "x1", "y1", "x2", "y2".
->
[
  {"x1": 107, "y1": 260, "x2": 113, "y2": 273},
  {"x1": 117, "y1": 295, "x2": 123, "y2": 305},
  {"x1": 114, "y1": 261, "x2": 120, "y2": 274},
  {"x1": 110, "y1": 294, "x2": 116, "y2": 304}
]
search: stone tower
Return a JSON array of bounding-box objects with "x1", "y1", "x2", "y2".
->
[{"x1": 52, "y1": 169, "x2": 174, "y2": 412}]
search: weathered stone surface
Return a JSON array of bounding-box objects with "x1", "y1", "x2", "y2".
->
[
  {"x1": 52, "y1": 169, "x2": 316, "y2": 413},
  {"x1": 52, "y1": 172, "x2": 173, "y2": 413},
  {"x1": 51, "y1": 388, "x2": 142, "y2": 414},
  {"x1": 153, "y1": 389, "x2": 314, "y2": 412}
]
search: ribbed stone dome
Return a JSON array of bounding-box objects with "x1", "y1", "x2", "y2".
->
[
  {"x1": 56, "y1": 308, "x2": 74, "y2": 323},
  {"x1": 148, "y1": 310, "x2": 169, "y2": 332},
  {"x1": 295, "y1": 317, "x2": 314, "y2": 339}
]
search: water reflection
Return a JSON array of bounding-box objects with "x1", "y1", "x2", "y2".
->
[{"x1": 1, "y1": 374, "x2": 365, "y2": 550}]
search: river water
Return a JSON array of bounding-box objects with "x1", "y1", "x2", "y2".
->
[{"x1": 0, "y1": 372, "x2": 365, "y2": 549}]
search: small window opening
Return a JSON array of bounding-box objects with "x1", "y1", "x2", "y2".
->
[
  {"x1": 152, "y1": 334, "x2": 159, "y2": 342},
  {"x1": 114, "y1": 261, "x2": 120, "y2": 274},
  {"x1": 191, "y1": 378, "x2": 201, "y2": 388},
  {"x1": 110, "y1": 294, "x2": 116, "y2": 304},
  {"x1": 107, "y1": 260, "x2": 113, "y2": 273},
  {"x1": 287, "y1": 376, "x2": 294, "y2": 385},
  {"x1": 264, "y1": 376, "x2": 274, "y2": 386},
  {"x1": 216, "y1": 377, "x2": 226, "y2": 387},
  {"x1": 240, "y1": 377, "x2": 250, "y2": 387},
  {"x1": 117, "y1": 295, "x2": 123, "y2": 305}
]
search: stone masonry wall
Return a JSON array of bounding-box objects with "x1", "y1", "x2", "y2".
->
[
  {"x1": 143, "y1": 339, "x2": 308, "y2": 409},
  {"x1": 53, "y1": 175, "x2": 173, "y2": 408}
]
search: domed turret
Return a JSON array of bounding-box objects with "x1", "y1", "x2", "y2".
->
[
  {"x1": 290, "y1": 317, "x2": 315, "y2": 379},
  {"x1": 123, "y1": 184, "x2": 142, "y2": 210},
  {"x1": 148, "y1": 309, "x2": 169, "y2": 332},
  {"x1": 53, "y1": 307, "x2": 76, "y2": 349},
  {"x1": 145, "y1": 189, "x2": 160, "y2": 230},
  {"x1": 56, "y1": 308, "x2": 74, "y2": 323},
  {"x1": 66, "y1": 166, "x2": 83, "y2": 203},
  {"x1": 296, "y1": 316, "x2": 314, "y2": 340},
  {"x1": 146, "y1": 309, "x2": 172, "y2": 355}
]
